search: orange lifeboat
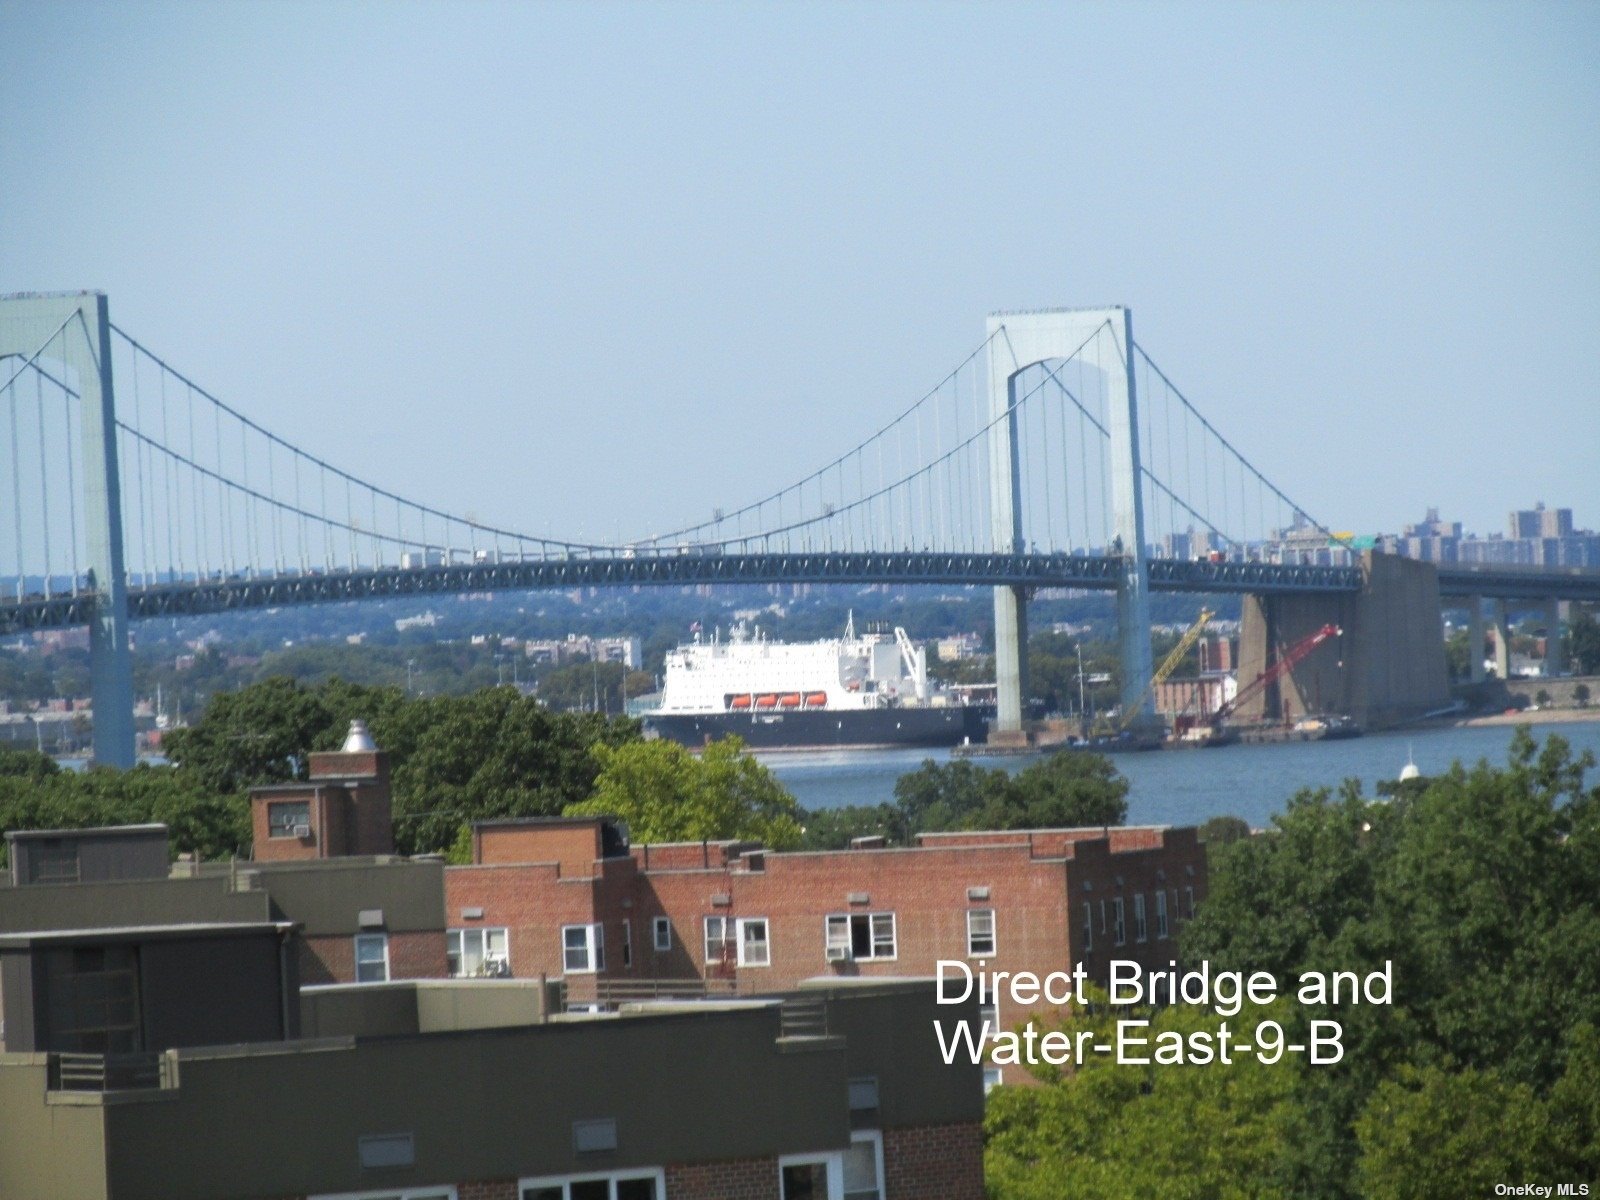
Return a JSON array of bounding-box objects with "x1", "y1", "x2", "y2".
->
[
  {"x1": 804, "y1": 692, "x2": 828, "y2": 707},
  {"x1": 754, "y1": 694, "x2": 779, "y2": 709},
  {"x1": 778, "y1": 693, "x2": 803, "y2": 708},
  {"x1": 729, "y1": 695, "x2": 752, "y2": 710}
]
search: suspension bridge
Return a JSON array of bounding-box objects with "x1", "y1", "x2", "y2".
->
[{"x1": 3, "y1": 292, "x2": 1596, "y2": 766}]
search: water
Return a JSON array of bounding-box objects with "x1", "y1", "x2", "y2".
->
[{"x1": 763, "y1": 720, "x2": 1600, "y2": 830}]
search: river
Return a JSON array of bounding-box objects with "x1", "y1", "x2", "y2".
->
[{"x1": 761, "y1": 720, "x2": 1600, "y2": 830}]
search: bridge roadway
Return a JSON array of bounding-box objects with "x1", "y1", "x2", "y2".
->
[{"x1": 3, "y1": 552, "x2": 1597, "y2": 636}]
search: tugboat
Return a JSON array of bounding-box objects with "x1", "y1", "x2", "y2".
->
[{"x1": 645, "y1": 616, "x2": 991, "y2": 750}]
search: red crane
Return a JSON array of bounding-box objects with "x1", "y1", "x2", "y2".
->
[{"x1": 1173, "y1": 623, "x2": 1342, "y2": 743}]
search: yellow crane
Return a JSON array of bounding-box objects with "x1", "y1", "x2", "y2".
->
[{"x1": 1114, "y1": 608, "x2": 1214, "y2": 734}]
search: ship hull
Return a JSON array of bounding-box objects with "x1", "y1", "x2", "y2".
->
[{"x1": 648, "y1": 706, "x2": 991, "y2": 751}]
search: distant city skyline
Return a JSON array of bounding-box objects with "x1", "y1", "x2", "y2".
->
[{"x1": 2, "y1": 1, "x2": 1596, "y2": 545}]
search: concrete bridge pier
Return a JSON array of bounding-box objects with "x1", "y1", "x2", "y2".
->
[
  {"x1": 1237, "y1": 551, "x2": 1450, "y2": 730},
  {"x1": 1493, "y1": 600, "x2": 1511, "y2": 680},
  {"x1": 1468, "y1": 595, "x2": 1486, "y2": 684},
  {"x1": 1545, "y1": 598, "x2": 1567, "y2": 677}
]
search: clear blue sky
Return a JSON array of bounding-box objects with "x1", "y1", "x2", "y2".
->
[{"x1": 2, "y1": 0, "x2": 1596, "y2": 544}]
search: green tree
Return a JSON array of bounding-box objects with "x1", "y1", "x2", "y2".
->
[
  {"x1": 1575, "y1": 682, "x2": 1591, "y2": 708},
  {"x1": 1198, "y1": 814, "x2": 1252, "y2": 845},
  {"x1": 986, "y1": 996, "x2": 1298, "y2": 1200},
  {"x1": 1567, "y1": 606, "x2": 1600, "y2": 674},
  {"x1": 891, "y1": 758, "x2": 1010, "y2": 840},
  {"x1": 981, "y1": 752, "x2": 1129, "y2": 829},
  {"x1": 1354, "y1": 1066, "x2": 1550, "y2": 1200},
  {"x1": 795, "y1": 803, "x2": 898, "y2": 850},
  {"x1": 564, "y1": 736, "x2": 802, "y2": 848}
]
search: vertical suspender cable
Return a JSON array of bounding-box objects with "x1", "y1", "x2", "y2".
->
[
  {"x1": 61, "y1": 373, "x2": 81, "y2": 592},
  {"x1": 7, "y1": 378, "x2": 22, "y2": 599}
]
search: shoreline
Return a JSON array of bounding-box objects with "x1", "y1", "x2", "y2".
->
[{"x1": 1453, "y1": 707, "x2": 1600, "y2": 729}]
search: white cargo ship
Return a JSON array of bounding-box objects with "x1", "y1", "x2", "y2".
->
[{"x1": 645, "y1": 617, "x2": 991, "y2": 750}]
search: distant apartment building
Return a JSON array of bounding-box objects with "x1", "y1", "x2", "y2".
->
[
  {"x1": 934, "y1": 632, "x2": 984, "y2": 661},
  {"x1": 525, "y1": 634, "x2": 643, "y2": 670}
]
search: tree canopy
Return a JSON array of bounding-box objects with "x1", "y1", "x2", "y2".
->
[
  {"x1": 985, "y1": 729, "x2": 1600, "y2": 1200},
  {"x1": 564, "y1": 736, "x2": 802, "y2": 849}
]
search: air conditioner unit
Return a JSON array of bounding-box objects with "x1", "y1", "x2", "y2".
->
[
  {"x1": 292, "y1": 824, "x2": 312, "y2": 839},
  {"x1": 826, "y1": 945, "x2": 851, "y2": 963}
]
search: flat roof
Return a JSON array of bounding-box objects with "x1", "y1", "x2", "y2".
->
[
  {"x1": 5, "y1": 823, "x2": 167, "y2": 843},
  {"x1": 0, "y1": 921, "x2": 296, "y2": 948}
]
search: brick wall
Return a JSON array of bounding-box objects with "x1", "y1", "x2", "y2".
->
[
  {"x1": 883, "y1": 1122, "x2": 986, "y2": 1200},
  {"x1": 300, "y1": 929, "x2": 449, "y2": 984},
  {"x1": 457, "y1": 1179, "x2": 517, "y2": 1200},
  {"x1": 665, "y1": 1156, "x2": 777, "y2": 1199}
]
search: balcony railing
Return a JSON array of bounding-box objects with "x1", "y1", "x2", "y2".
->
[{"x1": 48, "y1": 1050, "x2": 176, "y2": 1093}]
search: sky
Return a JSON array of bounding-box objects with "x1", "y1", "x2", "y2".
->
[{"x1": 2, "y1": 0, "x2": 1597, "y2": 548}]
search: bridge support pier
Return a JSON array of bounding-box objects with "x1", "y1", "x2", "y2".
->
[
  {"x1": 1237, "y1": 551, "x2": 1449, "y2": 730},
  {"x1": 1545, "y1": 598, "x2": 1566, "y2": 677},
  {"x1": 0, "y1": 293, "x2": 134, "y2": 767},
  {"x1": 1468, "y1": 595, "x2": 1486, "y2": 684},
  {"x1": 1493, "y1": 600, "x2": 1511, "y2": 680}
]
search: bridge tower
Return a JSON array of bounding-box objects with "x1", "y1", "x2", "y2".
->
[
  {"x1": 0, "y1": 292, "x2": 135, "y2": 767},
  {"x1": 986, "y1": 307, "x2": 1154, "y2": 736}
]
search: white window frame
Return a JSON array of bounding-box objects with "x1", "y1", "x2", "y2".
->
[
  {"x1": 825, "y1": 912, "x2": 897, "y2": 962},
  {"x1": 736, "y1": 917, "x2": 770, "y2": 967},
  {"x1": 779, "y1": 1150, "x2": 845, "y2": 1200},
  {"x1": 652, "y1": 916, "x2": 672, "y2": 952},
  {"x1": 966, "y1": 908, "x2": 996, "y2": 957},
  {"x1": 562, "y1": 923, "x2": 604, "y2": 974},
  {"x1": 704, "y1": 915, "x2": 735, "y2": 968},
  {"x1": 1081, "y1": 901, "x2": 1093, "y2": 952},
  {"x1": 843, "y1": 1129, "x2": 886, "y2": 1200},
  {"x1": 354, "y1": 933, "x2": 389, "y2": 984},
  {"x1": 1184, "y1": 886, "x2": 1196, "y2": 919},
  {"x1": 622, "y1": 918, "x2": 633, "y2": 968},
  {"x1": 519, "y1": 1167, "x2": 666, "y2": 1199},
  {"x1": 1134, "y1": 894, "x2": 1148, "y2": 943},
  {"x1": 267, "y1": 799, "x2": 311, "y2": 839},
  {"x1": 1099, "y1": 899, "x2": 1107, "y2": 935},
  {"x1": 1156, "y1": 890, "x2": 1169, "y2": 939},
  {"x1": 983, "y1": 1066, "x2": 1004, "y2": 1094},
  {"x1": 447, "y1": 927, "x2": 509, "y2": 978},
  {"x1": 1112, "y1": 898, "x2": 1126, "y2": 947}
]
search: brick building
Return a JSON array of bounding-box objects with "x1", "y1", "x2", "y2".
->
[{"x1": 444, "y1": 817, "x2": 1207, "y2": 1082}]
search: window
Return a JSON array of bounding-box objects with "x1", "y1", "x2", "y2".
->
[
  {"x1": 826, "y1": 912, "x2": 896, "y2": 961},
  {"x1": 447, "y1": 927, "x2": 509, "y2": 977},
  {"x1": 1112, "y1": 898, "x2": 1126, "y2": 947},
  {"x1": 1134, "y1": 894, "x2": 1148, "y2": 943},
  {"x1": 1184, "y1": 886, "x2": 1196, "y2": 919},
  {"x1": 521, "y1": 1170, "x2": 663, "y2": 1200},
  {"x1": 355, "y1": 933, "x2": 389, "y2": 983},
  {"x1": 42, "y1": 944, "x2": 140, "y2": 1053},
  {"x1": 843, "y1": 1131, "x2": 885, "y2": 1200},
  {"x1": 780, "y1": 1152, "x2": 844, "y2": 1200},
  {"x1": 1156, "y1": 891, "x2": 1169, "y2": 939},
  {"x1": 622, "y1": 919, "x2": 632, "y2": 968},
  {"x1": 1081, "y1": 902, "x2": 1094, "y2": 952},
  {"x1": 737, "y1": 917, "x2": 770, "y2": 967},
  {"x1": 267, "y1": 800, "x2": 311, "y2": 838},
  {"x1": 966, "y1": 909, "x2": 996, "y2": 957},
  {"x1": 311, "y1": 1188, "x2": 456, "y2": 1200},
  {"x1": 562, "y1": 924, "x2": 604, "y2": 974},
  {"x1": 29, "y1": 839, "x2": 80, "y2": 884},
  {"x1": 652, "y1": 916, "x2": 672, "y2": 952},
  {"x1": 1099, "y1": 899, "x2": 1107, "y2": 935},
  {"x1": 704, "y1": 916, "x2": 735, "y2": 969}
]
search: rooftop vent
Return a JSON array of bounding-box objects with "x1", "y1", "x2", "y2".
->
[{"x1": 342, "y1": 719, "x2": 378, "y2": 753}]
